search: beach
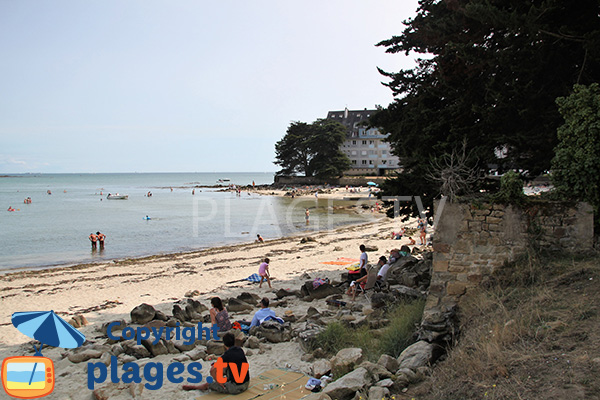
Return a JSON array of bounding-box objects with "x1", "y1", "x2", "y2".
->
[{"x1": 0, "y1": 213, "x2": 423, "y2": 399}]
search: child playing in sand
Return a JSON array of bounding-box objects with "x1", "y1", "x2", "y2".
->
[{"x1": 258, "y1": 258, "x2": 272, "y2": 288}]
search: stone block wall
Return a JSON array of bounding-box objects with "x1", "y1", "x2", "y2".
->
[{"x1": 427, "y1": 201, "x2": 594, "y2": 308}]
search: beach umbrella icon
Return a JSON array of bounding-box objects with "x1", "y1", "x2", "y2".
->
[{"x1": 11, "y1": 311, "x2": 86, "y2": 356}]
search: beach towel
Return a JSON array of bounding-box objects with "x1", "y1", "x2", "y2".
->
[
  {"x1": 262, "y1": 315, "x2": 285, "y2": 324},
  {"x1": 312, "y1": 278, "x2": 329, "y2": 289},
  {"x1": 196, "y1": 368, "x2": 311, "y2": 399},
  {"x1": 246, "y1": 273, "x2": 261, "y2": 283}
]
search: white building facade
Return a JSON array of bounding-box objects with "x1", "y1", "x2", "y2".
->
[{"x1": 327, "y1": 108, "x2": 400, "y2": 176}]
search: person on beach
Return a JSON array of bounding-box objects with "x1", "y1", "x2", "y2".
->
[
  {"x1": 348, "y1": 256, "x2": 390, "y2": 300},
  {"x1": 249, "y1": 297, "x2": 276, "y2": 328},
  {"x1": 256, "y1": 234, "x2": 264, "y2": 243},
  {"x1": 89, "y1": 233, "x2": 98, "y2": 249},
  {"x1": 182, "y1": 332, "x2": 249, "y2": 394},
  {"x1": 258, "y1": 258, "x2": 271, "y2": 288},
  {"x1": 210, "y1": 297, "x2": 233, "y2": 332},
  {"x1": 97, "y1": 232, "x2": 106, "y2": 249},
  {"x1": 305, "y1": 208, "x2": 310, "y2": 224},
  {"x1": 408, "y1": 237, "x2": 416, "y2": 245},
  {"x1": 358, "y1": 244, "x2": 368, "y2": 278}
]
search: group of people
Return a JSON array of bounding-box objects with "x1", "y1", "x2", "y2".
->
[
  {"x1": 23, "y1": 197, "x2": 32, "y2": 204},
  {"x1": 390, "y1": 217, "x2": 428, "y2": 245},
  {"x1": 89, "y1": 232, "x2": 106, "y2": 250},
  {"x1": 346, "y1": 244, "x2": 410, "y2": 300},
  {"x1": 183, "y1": 295, "x2": 281, "y2": 394}
]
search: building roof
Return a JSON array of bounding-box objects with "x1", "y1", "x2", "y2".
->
[{"x1": 326, "y1": 108, "x2": 376, "y2": 136}]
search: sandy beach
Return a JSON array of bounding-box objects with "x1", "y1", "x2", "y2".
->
[{"x1": 0, "y1": 213, "x2": 423, "y2": 399}]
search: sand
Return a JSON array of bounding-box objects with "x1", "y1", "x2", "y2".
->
[{"x1": 0, "y1": 214, "x2": 421, "y2": 399}]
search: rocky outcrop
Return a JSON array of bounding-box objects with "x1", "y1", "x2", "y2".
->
[
  {"x1": 331, "y1": 348, "x2": 364, "y2": 376},
  {"x1": 130, "y1": 303, "x2": 156, "y2": 325},
  {"x1": 323, "y1": 367, "x2": 371, "y2": 399}
]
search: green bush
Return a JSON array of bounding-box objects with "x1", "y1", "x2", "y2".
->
[{"x1": 378, "y1": 299, "x2": 426, "y2": 357}]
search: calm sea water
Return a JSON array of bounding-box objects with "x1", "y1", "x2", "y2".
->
[{"x1": 0, "y1": 173, "x2": 371, "y2": 271}]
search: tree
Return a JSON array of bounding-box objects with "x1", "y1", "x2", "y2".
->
[
  {"x1": 372, "y1": 0, "x2": 600, "y2": 219},
  {"x1": 551, "y1": 83, "x2": 600, "y2": 218},
  {"x1": 274, "y1": 119, "x2": 351, "y2": 179}
]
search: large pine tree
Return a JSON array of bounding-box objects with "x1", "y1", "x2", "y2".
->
[{"x1": 373, "y1": 0, "x2": 600, "y2": 218}]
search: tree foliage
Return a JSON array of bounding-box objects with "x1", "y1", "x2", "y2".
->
[
  {"x1": 274, "y1": 119, "x2": 351, "y2": 179},
  {"x1": 551, "y1": 83, "x2": 600, "y2": 215},
  {"x1": 373, "y1": 0, "x2": 600, "y2": 219}
]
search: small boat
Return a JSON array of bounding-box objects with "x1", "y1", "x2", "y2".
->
[{"x1": 107, "y1": 193, "x2": 128, "y2": 200}]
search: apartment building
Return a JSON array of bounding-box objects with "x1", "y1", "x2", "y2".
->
[{"x1": 326, "y1": 108, "x2": 400, "y2": 176}]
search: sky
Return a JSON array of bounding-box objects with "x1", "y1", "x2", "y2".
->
[{"x1": 0, "y1": 0, "x2": 419, "y2": 173}]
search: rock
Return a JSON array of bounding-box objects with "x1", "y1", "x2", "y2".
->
[
  {"x1": 185, "y1": 348, "x2": 207, "y2": 361},
  {"x1": 376, "y1": 378, "x2": 394, "y2": 387},
  {"x1": 306, "y1": 307, "x2": 321, "y2": 318},
  {"x1": 312, "y1": 359, "x2": 332, "y2": 379},
  {"x1": 68, "y1": 315, "x2": 89, "y2": 328},
  {"x1": 364, "y1": 245, "x2": 378, "y2": 252},
  {"x1": 301, "y1": 394, "x2": 332, "y2": 400},
  {"x1": 153, "y1": 310, "x2": 169, "y2": 321},
  {"x1": 98, "y1": 319, "x2": 126, "y2": 336},
  {"x1": 117, "y1": 354, "x2": 137, "y2": 364},
  {"x1": 206, "y1": 340, "x2": 225, "y2": 355},
  {"x1": 164, "y1": 340, "x2": 180, "y2": 354},
  {"x1": 368, "y1": 386, "x2": 390, "y2": 400},
  {"x1": 377, "y1": 354, "x2": 399, "y2": 373},
  {"x1": 331, "y1": 348, "x2": 364, "y2": 376},
  {"x1": 397, "y1": 367, "x2": 420, "y2": 383},
  {"x1": 275, "y1": 288, "x2": 300, "y2": 299},
  {"x1": 171, "y1": 338, "x2": 196, "y2": 352},
  {"x1": 92, "y1": 382, "x2": 144, "y2": 400},
  {"x1": 245, "y1": 336, "x2": 261, "y2": 349},
  {"x1": 122, "y1": 340, "x2": 151, "y2": 359},
  {"x1": 237, "y1": 292, "x2": 260, "y2": 304},
  {"x1": 185, "y1": 304, "x2": 202, "y2": 320},
  {"x1": 172, "y1": 304, "x2": 189, "y2": 321},
  {"x1": 294, "y1": 323, "x2": 324, "y2": 352},
  {"x1": 141, "y1": 339, "x2": 169, "y2": 357},
  {"x1": 397, "y1": 340, "x2": 434, "y2": 370},
  {"x1": 131, "y1": 303, "x2": 156, "y2": 325},
  {"x1": 359, "y1": 361, "x2": 393, "y2": 380},
  {"x1": 323, "y1": 367, "x2": 371, "y2": 399},
  {"x1": 256, "y1": 320, "x2": 291, "y2": 343},
  {"x1": 143, "y1": 320, "x2": 167, "y2": 330},
  {"x1": 187, "y1": 298, "x2": 208, "y2": 313},
  {"x1": 166, "y1": 318, "x2": 181, "y2": 327},
  {"x1": 391, "y1": 286, "x2": 426, "y2": 300},
  {"x1": 173, "y1": 354, "x2": 191, "y2": 362},
  {"x1": 185, "y1": 289, "x2": 200, "y2": 297},
  {"x1": 68, "y1": 349, "x2": 103, "y2": 363},
  {"x1": 110, "y1": 343, "x2": 124, "y2": 357},
  {"x1": 227, "y1": 298, "x2": 254, "y2": 312},
  {"x1": 301, "y1": 353, "x2": 314, "y2": 362},
  {"x1": 300, "y1": 237, "x2": 316, "y2": 243},
  {"x1": 370, "y1": 292, "x2": 396, "y2": 308},
  {"x1": 301, "y1": 281, "x2": 342, "y2": 300}
]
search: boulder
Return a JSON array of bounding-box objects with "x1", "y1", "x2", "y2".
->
[
  {"x1": 244, "y1": 336, "x2": 261, "y2": 349},
  {"x1": 98, "y1": 319, "x2": 126, "y2": 336},
  {"x1": 141, "y1": 339, "x2": 169, "y2": 357},
  {"x1": 131, "y1": 303, "x2": 156, "y2": 325},
  {"x1": 68, "y1": 349, "x2": 103, "y2": 363},
  {"x1": 376, "y1": 378, "x2": 394, "y2": 387},
  {"x1": 312, "y1": 359, "x2": 332, "y2": 379},
  {"x1": 153, "y1": 310, "x2": 169, "y2": 321},
  {"x1": 391, "y1": 286, "x2": 426, "y2": 301},
  {"x1": 359, "y1": 361, "x2": 393, "y2": 381},
  {"x1": 377, "y1": 354, "x2": 399, "y2": 373},
  {"x1": 331, "y1": 348, "x2": 364, "y2": 376},
  {"x1": 364, "y1": 245, "x2": 378, "y2": 252},
  {"x1": 300, "y1": 394, "x2": 331, "y2": 400},
  {"x1": 185, "y1": 348, "x2": 207, "y2": 361},
  {"x1": 186, "y1": 298, "x2": 208, "y2": 313},
  {"x1": 397, "y1": 340, "x2": 434, "y2": 370},
  {"x1": 172, "y1": 304, "x2": 189, "y2": 321},
  {"x1": 171, "y1": 338, "x2": 196, "y2": 352},
  {"x1": 301, "y1": 281, "x2": 342, "y2": 300},
  {"x1": 255, "y1": 320, "x2": 291, "y2": 343},
  {"x1": 370, "y1": 292, "x2": 396, "y2": 309},
  {"x1": 227, "y1": 298, "x2": 254, "y2": 312},
  {"x1": 237, "y1": 292, "x2": 260, "y2": 304},
  {"x1": 275, "y1": 288, "x2": 300, "y2": 299},
  {"x1": 323, "y1": 367, "x2": 371, "y2": 399},
  {"x1": 68, "y1": 315, "x2": 89, "y2": 328},
  {"x1": 293, "y1": 323, "x2": 324, "y2": 352},
  {"x1": 93, "y1": 382, "x2": 144, "y2": 400},
  {"x1": 368, "y1": 386, "x2": 390, "y2": 400},
  {"x1": 206, "y1": 340, "x2": 225, "y2": 355},
  {"x1": 122, "y1": 341, "x2": 151, "y2": 359}
]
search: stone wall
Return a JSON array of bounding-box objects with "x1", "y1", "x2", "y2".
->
[{"x1": 428, "y1": 201, "x2": 594, "y2": 308}]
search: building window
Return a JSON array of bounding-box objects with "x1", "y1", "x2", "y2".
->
[
  {"x1": 382, "y1": 160, "x2": 387, "y2": 164},
  {"x1": 369, "y1": 160, "x2": 373, "y2": 165},
  {"x1": 382, "y1": 150, "x2": 387, "y2": 155},
  {"x1": 352, "y1": 140, "x2": 356, "y2": 145},
  {"x1": 361, "y1": 160, "x2": 367, "y2": 165},
  {"x1": 362, "y1": 140, "x2": 367, "y2": 145},
  {"x1": 361, "y1": 151, "x2": 367, "y2": 155},
  {"x1": 369, "y1": 140, "x2": 374, "y2": 145},
  {"x1": 351, "y1": 151, "x2": 357, "y2": 155},
  {"x1": 352, "y1": 160, "x2": 357, "y2": 165}
]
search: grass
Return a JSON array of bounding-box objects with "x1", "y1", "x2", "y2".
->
[
  {"x1": 404, "y1": 252, "x2": 600, "y2": 400},
  {"x1": 311, "y1": 299, "x2": 426, "y2": 362}
]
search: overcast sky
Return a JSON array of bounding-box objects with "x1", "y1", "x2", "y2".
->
[{"x1": 0, "y1": 0, "x2": 419, "y2": 173}]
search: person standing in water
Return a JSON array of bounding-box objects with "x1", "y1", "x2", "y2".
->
[
  {"x1": 97, "y1": 232, "x2": 106, "y2": 249},
  {"x1": 305, "y1": 208, "x2": 310, "y2": 224},
  {"x1": 89, "y1": 233, "x2": 98, "y2": 250}
]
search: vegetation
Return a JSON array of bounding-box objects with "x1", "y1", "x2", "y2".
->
[
  {"x1": 311, "y1": 299, "x2": 425, "y2": 361},
  {"x1": 372, "y1": 0, "x2": 600, "y2": 221},
  {"x1": 491, "y1": 170, "x2": 526, "y2": 205},
  {"x1": 551, "y1": 83, "x2": 600, "y2": 227},
  {"x1": 408, "y1": 252, "x2": 600, "y2": 400},
  {"x1": 274, "y1": 119, "x2": 351, "y2": 179}
]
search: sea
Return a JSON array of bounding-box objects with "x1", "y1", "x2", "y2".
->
[{"x1": 0, "y1": 172, "x2": 373, "y2": 272}]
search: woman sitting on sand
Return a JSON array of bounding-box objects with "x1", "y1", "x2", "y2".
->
[{"x1": 210, "y1": 297, "x2": 232, "y2": 332}]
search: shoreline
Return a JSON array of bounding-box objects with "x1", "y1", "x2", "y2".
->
[{"x1": 0, "y1": 215, "x2": 423, "y2": 399}]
